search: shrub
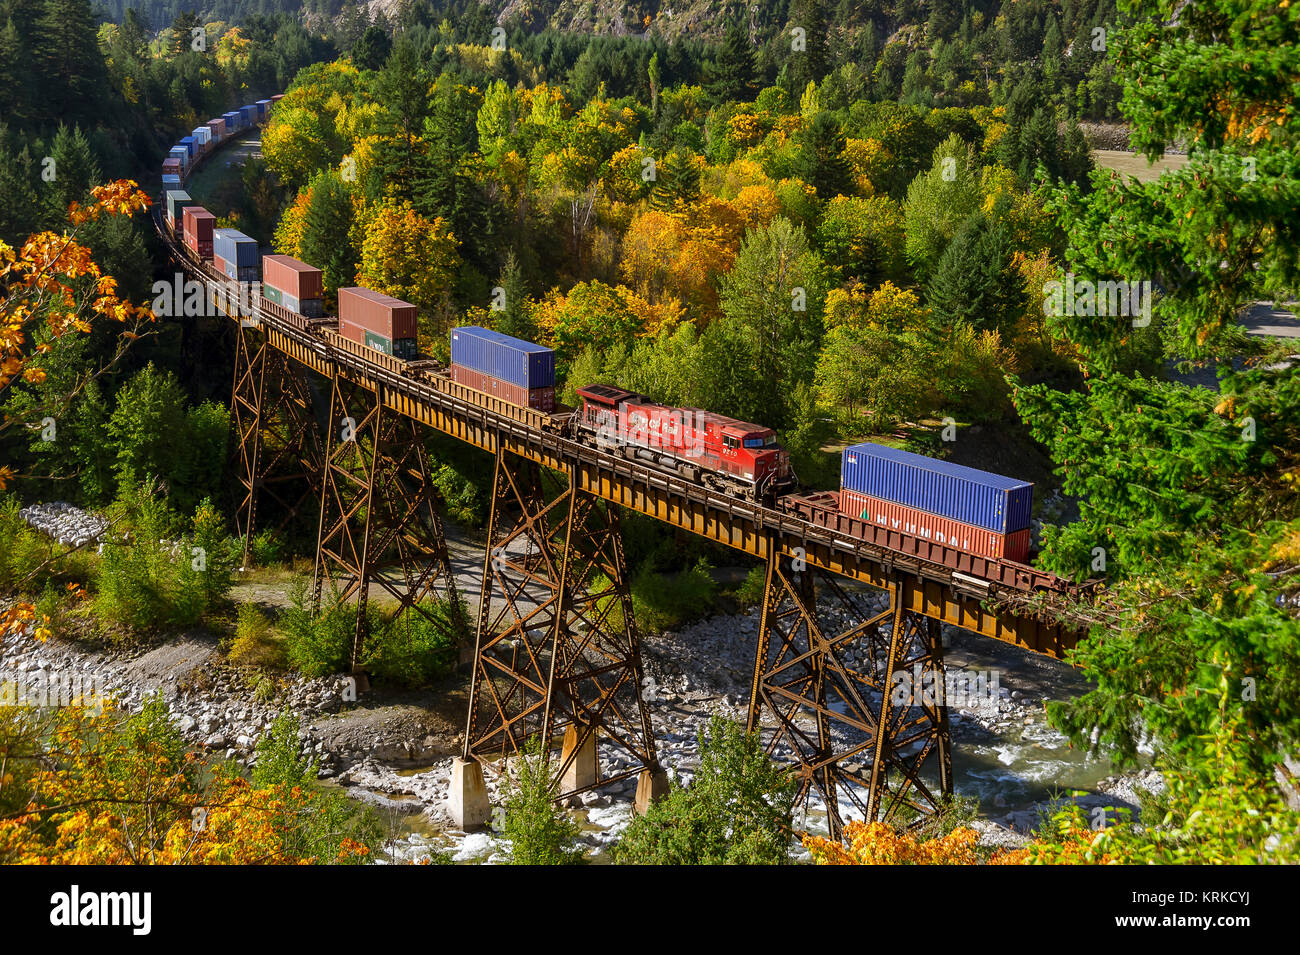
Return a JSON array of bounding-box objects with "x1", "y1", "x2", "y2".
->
[
  {"x1": 733, "y1": 565, "x2": 767, "y2": 608},
  {"x1": 630, "y1": 558, "x2": 718, "y2": 633},
  {"x1": 0, "y1": 498, "x2": 64, "y2": 594},
  {"x1": 248, "y1": 530, "x2": 285, "y2": 567},
  {"x1": 501, "y1": 738, "x2": 585, "y2": 865},
  {"x1": 252, "y1": 712, "x2": 385, "y2": 864},
  {"x1": 279, "y1": 577, "x2": 360, "y2": 678},
  {"x1": 92, "y1": 486, "x2": 236, "y2": 633},
  {"x1": 229, "y1": 604, "x2": 287, "y2": 669},
  {"x1": 362, "y1": 597, "x2": 466, "y2": 688},
  {"x1": 614, "y1": 717, "x2": 796, "y2": 865}
]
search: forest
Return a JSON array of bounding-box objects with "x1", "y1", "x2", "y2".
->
[{"x1": 0, "y1": 0, "x2": 1298, "y2": 869}]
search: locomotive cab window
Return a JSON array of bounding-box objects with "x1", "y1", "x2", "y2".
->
[
  {"x1": 723, "y1": 435, "x2": 738, "y2": 449},
  {"x1": 743, "y1": 434, "x2": 775, "y2": 449}
]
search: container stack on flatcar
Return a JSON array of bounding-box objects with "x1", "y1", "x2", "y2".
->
[
  {"x1": 838, "y1": 442, "x2": 1032, "y2": 562},
  {"x1": 338, "y1": 287, "x2": 418, "y2": 359},
  {"x1": 191, "y1": 126, "x2": 211, "y2": 155},
  {"x1": 262, "y1": 255, "x2": 324, "y2": 318},
  {"x1": 213, "y1": 229, "x2": 261, "y2": 282},
  {"x1": 164, "y1": 190, "x2": 191, "y2": 229},
  {"x1": 449, "y1": 326, "x2": 557, "y2": 411},
  {"x1": 182, "y1": 207, "x2": 215, "y2": 258},
  {"x1": 168, "y1": 145, "x2": 188, "y2": 175}
]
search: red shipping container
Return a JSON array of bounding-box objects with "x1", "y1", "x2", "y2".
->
[
  {"x1": 183, "y1": 207, "x2": 215, "y2": 244},
  {"x1": 450, "y1": 364, "x2": 555, "y2": 411},
  {"x1": 262, "y1": 254, "x2": 323, "y2": 301},
  {"x1": 338, "y1": 287, "x2": 417, "y2": 340},
  {"x1": 162, "y1": 158, "x2": 181, "y2": 174},
  {"x1": 840, "y1": 489, "x2": 1030, "y2": 562},
  {"x1": 184, "y1": 232, "x2": 213, "y2": 258}
]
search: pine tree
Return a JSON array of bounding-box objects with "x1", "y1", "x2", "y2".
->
[
  {"x1": 707, "y1": 21, "x2": 756, "y2": 103},
  {"x1": 352, "y1": 24, "x2": 391, "y2": 70},
  {"x1": 787, "y1": 0, "x2": 829, "y2": 93},
  {"x1": 925, "y1": 212, "x2": 1021, "y2": 335},
  {"x1": 41, "y1": 125, "x2": 100, "y2": 229},
  {"x1": 796, "y1": 111, "x2": 852, "y2": 200},
  {"x1": 300, "y1": 171, "x2": 359, "y2": 304},
  {"x1": 36, "y1": 0, "x2": 107, "y2": 124},
  {"x1": 493, "y1": 251, "x2": 535, "y2": 342},
  {"x1": 649, "y1": 149, "x2": 701, "y2": 212},
  {"x1": 371, "y1": 39, "x2": 431, "y2": 203},
  {"x1": 170, "y1": 10, "x2": 202, "y2": 59}
]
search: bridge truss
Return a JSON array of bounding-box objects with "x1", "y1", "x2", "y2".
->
[{"x1": 164, "y1": 216, "x2": 1086, "y2": 839}]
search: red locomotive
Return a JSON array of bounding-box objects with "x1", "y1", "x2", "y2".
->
[{"x1": 574, "y1": 384, "x2": 796, "y2": 500}]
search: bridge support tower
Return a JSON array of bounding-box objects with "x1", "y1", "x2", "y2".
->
[
  {"x1": 312, "y1": 377, "x2": 464, "y2": 676},
  {"x1": 747, "y1": 545, "x2": 953, "y2": 840},
  {"x1": 229, "y1": 320, "x2": 322, "y2": 568},
  {"x1": 460, "y1": 448, "x2": 661, "y2": 820}
]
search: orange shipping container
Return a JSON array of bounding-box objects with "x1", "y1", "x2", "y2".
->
[
  {"x1": 337, "y1": 287, "x2": 417, "y2": 340},
  {"x1": 262, "y1": 254, "x2": 323, "y2": 301}
]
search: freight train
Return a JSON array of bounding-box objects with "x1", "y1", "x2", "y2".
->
[{"x1": 160, "y1": 109, "x2": 1081, "y2": 597}]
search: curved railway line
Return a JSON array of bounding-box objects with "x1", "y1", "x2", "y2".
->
[{"x1": 150, "y1": 107, "x2": 1106, "y2": 836}]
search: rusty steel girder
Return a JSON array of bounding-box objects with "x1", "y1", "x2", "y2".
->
[
  {"x1": 463, "y1": 448, "x2": 657, "y2": 794},
  {"x1": 747, "y1": 545, "x2": 953, "y2": 841},
  {"x1": 229, "y1": 320, "x2": 322, "y2": 568},
  {"x1": 312, "y1": 376, "x2": 462, "y2": 672}
]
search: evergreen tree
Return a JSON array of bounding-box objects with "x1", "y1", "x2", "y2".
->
[
  {"x1": 493, "y1": 251, "x2": 535, "y2": 342},
  {"x1": 371, "y1": 39, "x2": 431, "y2": 203},
  {"x1": 300, "y1": 170, "x2": 360, "y2": 304},
  {"x1": 707, "y1": 21, "x2": 756, "y2": 103},
  {"x1": 796, "y1": 112, "x2": 852, "y2": 200},
  {"x1": 925, "y1": 212, "x2": 1021, "y2": 335},
  {"x1": 649, "y1": 149, "x2": 701, "y2": 212},
  {"x1": 41, "y1": 125, "x2": 100, "y2": 229},
  {"x1": 787, "y1": 0, "x2": 828, "y2": 93},
  {"x1": 412, "y1": 77, "x2": 504, "y2": 283},
  {"x1": 352, "y1": 24, "x2": 391, "y2": 70},
  {"x1": 0, "y1": 134, "x2": 38, "y2": 245},
  {"x1": 170, "y1": 10, "x2": 202, "y2": 59},
  {"x1": 37, "y1": 0, "x2": 107, "y2": 124}
]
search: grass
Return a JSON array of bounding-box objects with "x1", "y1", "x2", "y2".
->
[{"x1": 1092, "y1": 149, "x2": 1190, "y2": 183}]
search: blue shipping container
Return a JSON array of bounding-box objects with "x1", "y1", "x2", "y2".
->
[
  {"x1": 179, "y1": 136, "x2": 195, "y2": 158},
  {"x1": 450, "y1": 326, "x2": 555, "y2": 389},
  {"x1": 840, "y1": 443, "x2": 1033, "y2": 534},
  {"x1": 240, "y1": 105, "x2": 257, "y2": 125},
  {"x1": 212, "y1": 229, "x2": 260, "y2": 268},
  {"x1": 223, "y1": 111, "x2": 241, "y2": 130},
  {"x1": 162, "y1": 175, "x2": 181, "y2": 189},
  {"x1": 256, "y1": 99, "x2": 271, "y2": 117}
]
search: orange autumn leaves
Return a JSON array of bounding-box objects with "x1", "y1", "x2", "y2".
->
[
  {"x1": 804, "y1": 820, "x2": 1029, "y2": 865},
  {"x1": 0, "y1": 179, "x2": 154, "y2": 491},
  {"x1": 0, "y1": 704, "x2": 369, "y2": 865}
]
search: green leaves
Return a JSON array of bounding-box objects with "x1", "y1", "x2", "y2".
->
[{"x1": 614, "y1": 717, "x2": 795, "y2": 865}]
